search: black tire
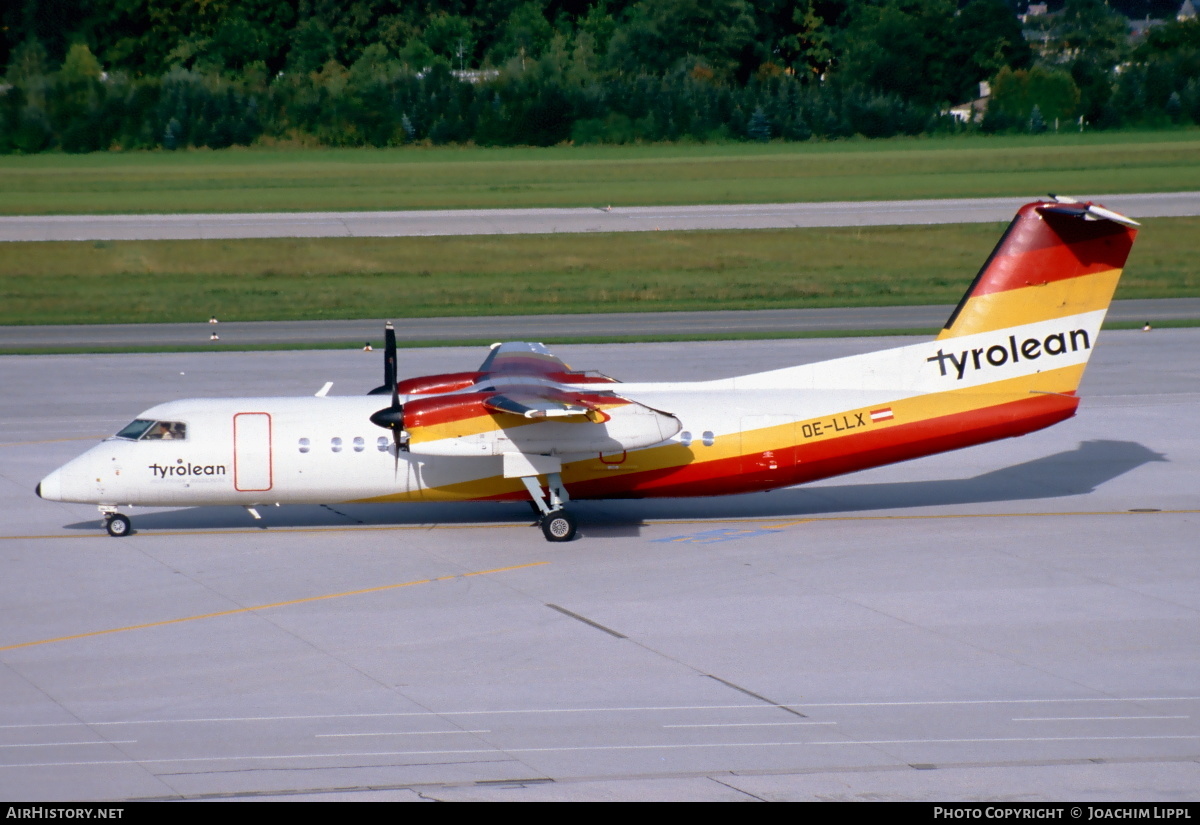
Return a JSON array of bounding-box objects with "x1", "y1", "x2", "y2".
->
[
  {"x1": 105, "y1": 513, "x2": 131, "y2": 537},
  {"x1": 540, "y1": 510, "x2": 577, "y2": 542}
]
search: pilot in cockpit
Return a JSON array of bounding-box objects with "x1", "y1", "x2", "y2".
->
[{"x1": 141, "y1": 421, "x2": 186, "y2": 440}]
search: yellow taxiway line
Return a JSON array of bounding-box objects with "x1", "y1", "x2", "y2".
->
[{"x1": 0, "y1": 561, "x2": 548, "y2": 653}]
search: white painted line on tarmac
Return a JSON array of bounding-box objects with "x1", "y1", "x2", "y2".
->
[
  {"x1": 315, "y1": 730, "x2": 491, "y2": 738},
  {"x1": 1012, "y1": 716, "x2": 1190, "y2": 722},
  {"x1": 662, "y1": 722, "x2": 836, "y2": 728},
  {"x1": 6, "y1": 734, "x2": 1200, "y2": 770},
  {"x1": 3, "y1": 697, "x2": 1198, "y2": 731},
  {"x1": 0, "y1": 740, "x2": 137, "y2": 749}
]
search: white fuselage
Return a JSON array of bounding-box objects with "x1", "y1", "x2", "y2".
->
[{"x1": 37, "y1": 313, "x2": 1103, "y2": 510}]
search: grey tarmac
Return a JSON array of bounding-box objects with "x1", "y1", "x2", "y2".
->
[
  {"x1": 2, "y1": 332, "x2": 1198, "y2": 801},
  {"x1": 1, "y1": 190, "x2": 1198, "y2": 242}
]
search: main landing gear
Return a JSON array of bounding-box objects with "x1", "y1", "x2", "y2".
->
[
  {"x1": 100, "y1": 507, "x2": 131, "y2": 537},
  {"x1": 539, "y1": 509, "x2": 577, "y2": 542},
  {"x1": 519, "y1": 471, "x2": 577, "y2": 543},
  {"x1": 504, "y1": 454, "x2": 578, "y2": 542}
]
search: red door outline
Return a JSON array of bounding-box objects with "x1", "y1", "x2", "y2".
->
[{"x1": 233, "y1": 412, "x2": 273, "y2": 492}]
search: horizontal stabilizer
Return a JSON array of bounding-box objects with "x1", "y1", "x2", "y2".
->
[{"x1": 1037, "y1": 202, "x2": 1140, "y2": 227}]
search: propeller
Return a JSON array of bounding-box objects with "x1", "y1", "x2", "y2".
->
[
  {"x1": 368, "y1": 321, "x2": 397, "y2": 395},
  {"x1": 369, "y1": 322, "x2": 406, "y2": 458}
]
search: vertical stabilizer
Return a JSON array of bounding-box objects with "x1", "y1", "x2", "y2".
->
[{"x1": 940, "y1": 200, "x2": 1138, "y2": 341}]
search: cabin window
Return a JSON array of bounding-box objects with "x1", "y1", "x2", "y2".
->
[
  {"x1": 298, "y1": 438, "x2": 310, "y2": 453},
  {"x1": 377, "y1": 437, "x2": 390, "y2": 452},
  {"x1": 679, "y1": 431, "x2": 692, "y2": 447},
  {"x1": 353, "y1": 436, "x2": 365, "y2": 452},
  {"x1": 702, "y1": 431, "x2": 715, "y2": 446},
  {"x1": 331, "y1": 437, "x2": 343, "y2": 453}
]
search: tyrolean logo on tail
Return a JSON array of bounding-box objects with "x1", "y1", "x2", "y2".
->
[{"x1": 927, "y1": 330, "x2": 1091, "y2": 380}]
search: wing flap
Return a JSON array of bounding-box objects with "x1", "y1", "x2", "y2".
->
[{"x1": 483, "y1": 389, "x2": 608, "y2": 423}]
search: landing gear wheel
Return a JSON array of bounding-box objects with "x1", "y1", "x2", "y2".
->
[
  {"x1": 540, "y1": 510, "x2": 577, "y2": 543},
  {"x1": 105, "y1": 513, "x2": 131, "y2": 537}
]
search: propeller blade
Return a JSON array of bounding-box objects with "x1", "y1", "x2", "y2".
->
[
  {"x1": 367, "y1": 321, "x2": 406, "y2": 473},
  {"x1": 369, "y1": 321, "x2": 398, "y2": 395},
  {"x1": 385, "y1": 322, "x2": 396, "y2": 389}
]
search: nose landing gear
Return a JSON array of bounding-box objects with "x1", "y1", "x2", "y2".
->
[
  {"x1": 104, "y1": 513, "x2": 131, "y2": 537},
  {"x1": 100, "y1": 508, "x2": 132, "y2": 537}
]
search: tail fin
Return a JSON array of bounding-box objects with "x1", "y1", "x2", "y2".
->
[{"x1": 940, "y1": 198, "x2": 1138, "y2": 341}]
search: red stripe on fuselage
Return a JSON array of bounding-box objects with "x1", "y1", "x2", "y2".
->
[{"x1": 475, "y1": 391, "x2": 1079, "y2": 502}]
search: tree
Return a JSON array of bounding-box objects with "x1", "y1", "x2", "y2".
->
[
  {"x1": 5, "y1": 37, "x2": 50, "y2": 94},
  {"x1": 1, "y1": 0, "x2": 92, "y2": 67},
  {"x1": 487, "y1": 2, "x2": 554, "y2": 67},
  {"x1": 287, "y1": 19, "x2": 338, "y2": 74},
  {"x1": 747, "y1": 105, "x2": 771, "y2": 139},
  {"x1": 204, "y1": 15, "x2": 281, "y2": 72},
  {"x1": 835, "y1": 0, "x2": 958, "y2": 106},
  {"x1": 945, "y1": 0, "x2": 1032, "y2": 103},
  {"x1": 4, "y1": 38, "x2": 53, "y2": 151},
  {"x1": 605, "y1": 0, "x2": 758, "y2": 81},
  {"x1": 60, "y1": 42, "x2": 103, "y2": 84},
  {"x1": 1028, "y1": 102, "x2": 1047, "y2": 132},
  {"x1": 54, "y1": 43, "x2": 107, "y2": 152},
  {"x1": 1048, "y1": 0, "x2": 1130, "y2": 123},
  {"x1": 987, "y1": 65, "x2": 1080, "y2": 128},
  {"x1": 424, "y1": 13, "x2": 476, "y2": 69},
  {"x1": 1051, "y1": 0, "x2": 1129, "y2": 67},
  {"x1": 1134, "y1": 17, "x2": 1200, "y2": 58},
  {"x1": 777, "y1": 0, "x2": 835, "y2": 80}
]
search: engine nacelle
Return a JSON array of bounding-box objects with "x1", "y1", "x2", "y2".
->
[{"x1": 396, "y1": 372, "x2": 483, "y2": 395}]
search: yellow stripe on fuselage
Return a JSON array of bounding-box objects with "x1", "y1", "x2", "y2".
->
[
  {"x1": 355, "y1": 362, "x2": 1085, "y2": 504},
  {"x1": 730, "y1": 361, "x2": 1084, "y2": 459},
  {"x1": 939, "y1": 268, "x2": 1121, "y2": 340}
]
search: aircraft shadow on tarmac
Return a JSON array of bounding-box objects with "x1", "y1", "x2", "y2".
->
[{"x1": 63, "y1": 440, "x2": 1165, "y2": 537}]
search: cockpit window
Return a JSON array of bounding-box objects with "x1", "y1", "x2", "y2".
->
[
  {"x1": 114, "y1": 419, "x2": 187, "y2": 441},
  {"x1": 143, "y1": 421, "x2": 187, "y2": 440},
  {"x1": 115, "y1": 419, "x2": 155, "y2": 440}
]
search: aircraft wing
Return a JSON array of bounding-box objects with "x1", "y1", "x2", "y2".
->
[
  {"x1": 477, "y1": 341, "x2": 619, "y2": 385},
  {"x1": 482, "y1": 387, "x2": 609, "y2": 422},
  {"x1": 478, "y1": 342, "x2": 570, "y2": 375}
]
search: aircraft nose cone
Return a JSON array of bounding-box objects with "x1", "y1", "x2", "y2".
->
[{"x1": 37, "y1": 469, "x2": 61, "y2": 501}]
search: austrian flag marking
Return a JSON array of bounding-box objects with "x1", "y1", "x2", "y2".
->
[{"x1": 870, "y1": 408, "x2": 894, "y2": 423}]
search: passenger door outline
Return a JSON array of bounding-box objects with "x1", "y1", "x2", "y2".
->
[{"x1": 233, "y1": 412, "x2": 273, "y2": 492}]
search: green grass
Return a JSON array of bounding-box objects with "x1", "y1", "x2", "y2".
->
[
  {"x1": 6, "y1": 322, "x2": 1197, "y2": 355},
  {"x1": 2, "y1": 217, "x2": 1195, "y2": 326},
  {"x1": 1, "y1": 130, "x2": 1199, "y2": 215}
]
